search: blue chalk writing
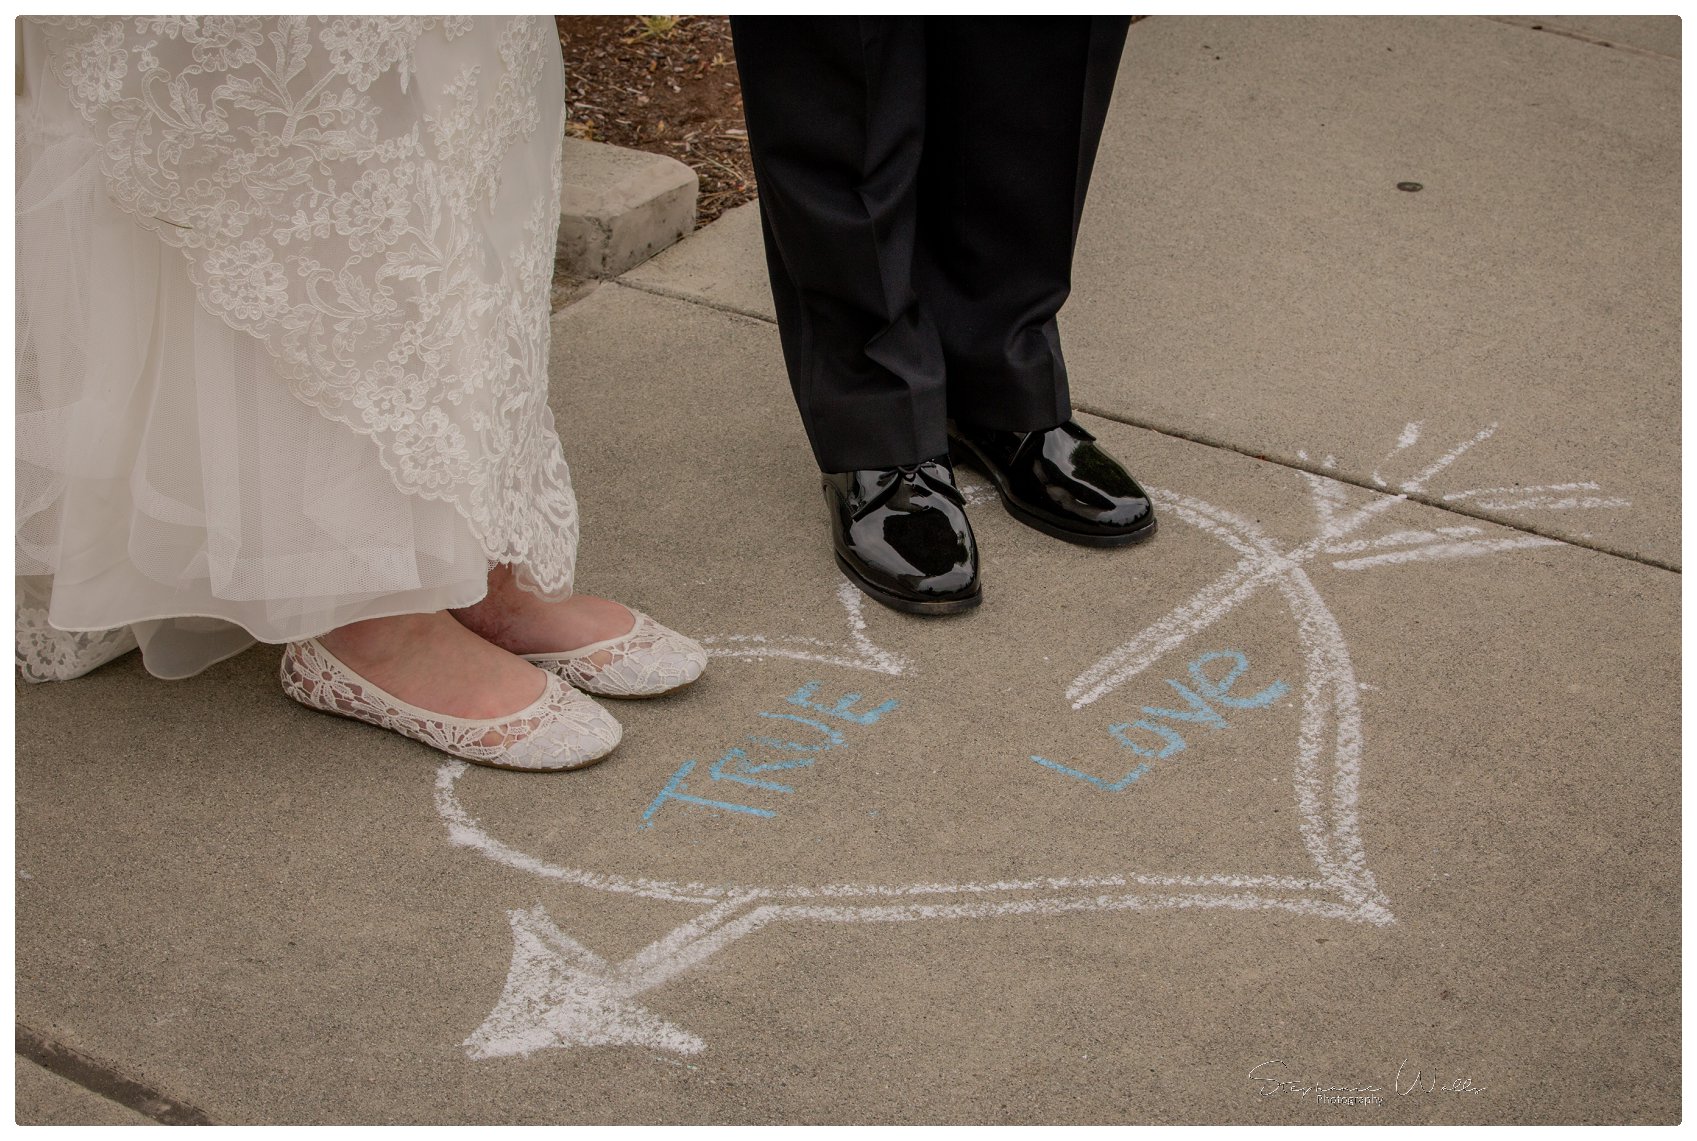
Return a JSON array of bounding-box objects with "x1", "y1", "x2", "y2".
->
[
  {"x1": 641, "y1": 682, "x2": 900, "y2": 827},
  {"x1": 1030, "y1": 649, "x2": 1285, "y2": 792},
  {"x1": 641, "y1": 760, "x2": 776, "y2": 827},
  {"x1": 749, "y1": 711, "x2": 846, "y2": 751},
  {"x1": 1140, "y1": 679, "x2": 1231, "y2": 730},
  {"x1": 786, "y1": 681, "x2": 899, "y2": 725},
  {"x1": 709, "y1": 746, "x2": 811, "y2": 793},
  {"x1": 1029, "y1": 754, "x2": 1153, "y2": 792},
  {"x1": 1189, "y1": 650, "x2": 1288, "y2": 709},
  {"x1": 1109, "y1": 719, "x2": 1186, "y2": 758}
]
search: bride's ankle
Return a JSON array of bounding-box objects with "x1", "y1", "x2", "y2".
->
[
  {"x1": 449, "y1": 565, "x2": 526, "y2": 642},
  {"x1": 449, "y1": 596, "x2": 519, "y2": 647}
]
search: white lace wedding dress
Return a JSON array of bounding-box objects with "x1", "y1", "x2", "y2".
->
[{"x1": 16, "y1": 16, "x2": 580, "y2": 681}]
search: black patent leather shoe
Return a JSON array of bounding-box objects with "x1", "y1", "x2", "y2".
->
[
  {"x1": 822, "y1": 459, "x2": 982, "y2": 615},
  {"x1": 947, "y1": 419, "x2": 1156, "y2": 547}
]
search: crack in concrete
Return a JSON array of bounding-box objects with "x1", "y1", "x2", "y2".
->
[{"x1": 609, "y1": 277, "x2": 778, "y2": 323}]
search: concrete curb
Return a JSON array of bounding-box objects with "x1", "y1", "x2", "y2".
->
[{"x1": 556, "y1": 136, "x2": 699, "y2": 279}]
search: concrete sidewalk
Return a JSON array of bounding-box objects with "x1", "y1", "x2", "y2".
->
[{"x1": 14, "y1": 16, "x2": 1679, "y2": 1125}]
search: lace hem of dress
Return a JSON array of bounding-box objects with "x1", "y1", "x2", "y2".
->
[
  {"x1": 28, "y1": 16, "x2": 579, "y2": 600},
  {"x1": 16, "y1": 604, "x2": 139, "y2": 682}
]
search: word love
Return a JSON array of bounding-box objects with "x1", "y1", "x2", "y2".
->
[
  {"x1": 641, "y1": 682, "x2": 899, "y2": 828},
  {"x1": 1031, "y1": 650, "x2": 1286, "y2": 791}
]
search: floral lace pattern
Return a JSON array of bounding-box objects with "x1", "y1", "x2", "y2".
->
[
  {"x1": 280, "y1": 638, "x2": 621, "y2": 771},
  {"x1": 29, "y1": 16, "x2": 579, "y2": 597},
  {"x1": 15, "y1": 603, "x2": 139, "y2": 683},
  {"x1": 524, "y1": 610, "x2": 709, "y2": 698}
]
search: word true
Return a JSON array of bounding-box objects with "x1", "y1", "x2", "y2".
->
[
  {"x1": 640, "y1": 682, "x2": 899, "y2": 828},
  {"x1": 1031, "y1": 649, "x2": 1286, "y2": 791}
]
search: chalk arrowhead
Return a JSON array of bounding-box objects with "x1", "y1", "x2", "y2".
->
[{"x1": 465, "y1": 905, "x2": 705, "y2": 1059}]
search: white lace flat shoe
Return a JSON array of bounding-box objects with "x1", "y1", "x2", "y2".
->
[
  {"x1": 521, "y1": 609, "x2": 707, "y2": 699},
  {"x1": 280, "y1": 638, "x2": 621, "y2": 771}
]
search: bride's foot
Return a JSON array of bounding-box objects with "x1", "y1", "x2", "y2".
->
[
  {"x1": 452, "y1": 571, "x2": 635, "y2": 657},
  {"x1": 281, "y1": 611, "x2": 621, "y2": 770},
  {"x1": 319, "y1": 611, "x2": 546, "y2": 718},
  {"x1": 452, "y1": 566, "x2": 708, "y2": 698}
]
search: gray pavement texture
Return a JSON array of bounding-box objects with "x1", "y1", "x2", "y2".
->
[{"x1": 14, "y1": 15, "x2": 1680, "y2": 1126}]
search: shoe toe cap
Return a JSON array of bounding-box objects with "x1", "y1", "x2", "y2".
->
[
  {"x1": 501, "y1": 688, "x2": 623, "y2": 770},
  {"x1": 571, "y1": 617, "x2": 709, "y2": 698},
  {"x1": 594, "y1": 645, "x2": 707, "y2": 697}
]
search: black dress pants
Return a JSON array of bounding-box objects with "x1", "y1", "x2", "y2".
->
[{"x1": 731, "y1": 16, "x2": 1131, "y2": 473}]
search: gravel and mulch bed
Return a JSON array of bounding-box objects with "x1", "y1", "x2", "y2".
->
[{"x1": 555, "y1": 15, "x2": 755, "y2": 229}]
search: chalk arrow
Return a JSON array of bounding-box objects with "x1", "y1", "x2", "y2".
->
[{"x1": 465, "y1": 906, "x2": 705, "y2": 1059}]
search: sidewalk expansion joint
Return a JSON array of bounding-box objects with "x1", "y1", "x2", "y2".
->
[
  {"x1": 1073, "y1": 402, "x2": 1679, "y2": 575},
  {"x1": 597, "y1": 280, "x2": 1673, "y2": 575},
  {"x1": 609, "y1": 277, "x2": 779, "y2": 324},
  {"x1": 16, "y1": 1023, "x2": 217, "y2": 1126},
  {"x1": 1480, "y1": 16, "x2": 1680, "y2": 62}
]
